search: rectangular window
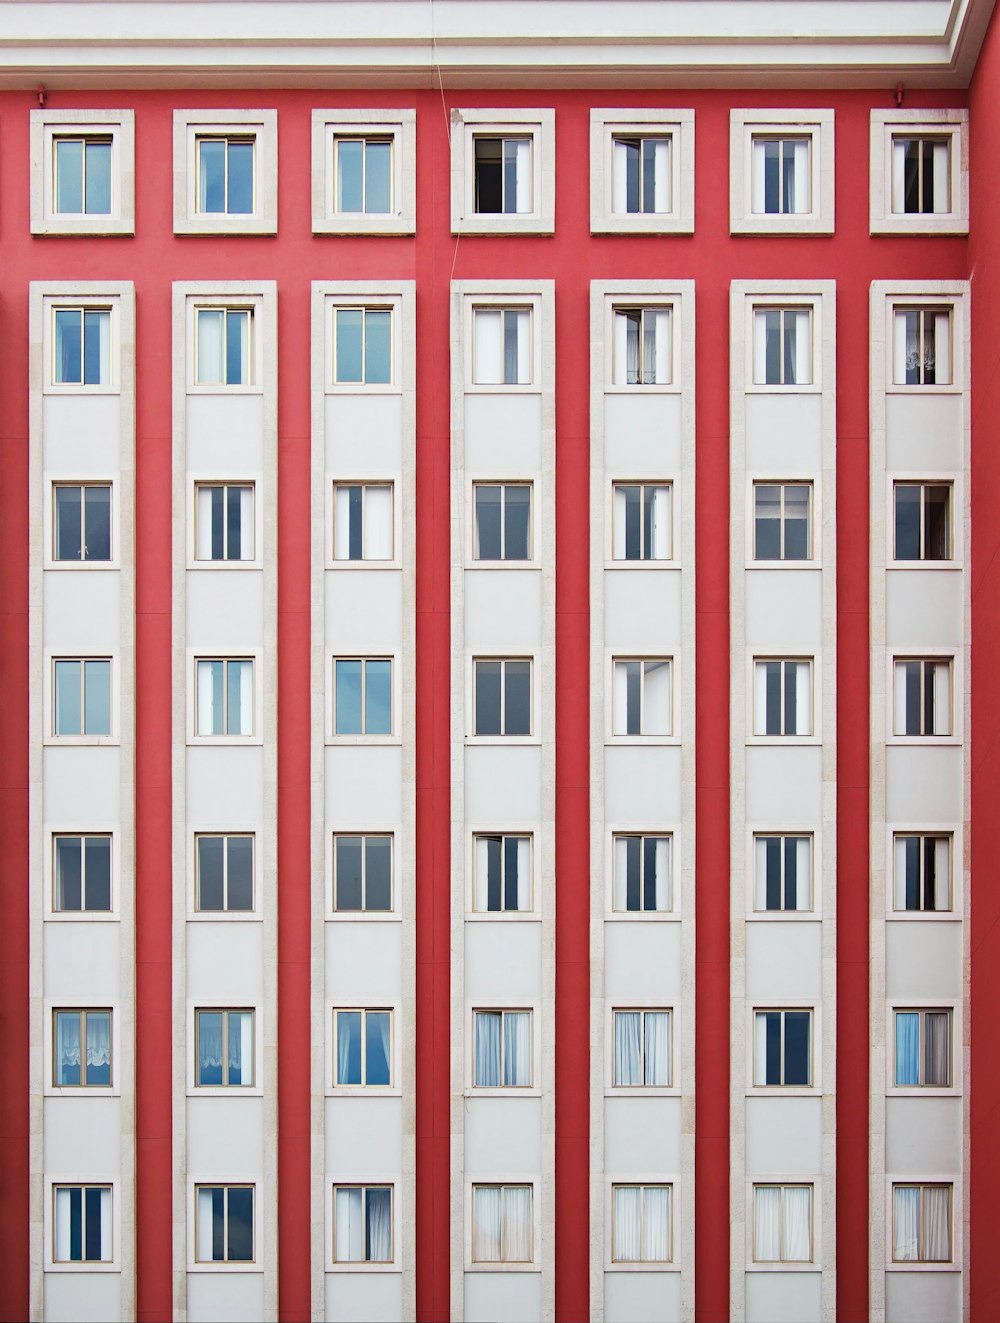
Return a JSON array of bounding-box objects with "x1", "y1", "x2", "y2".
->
[
  {"x1": 894, "y1": 1009, "x2": 951, "y2": 1088},
  {"x1": 754, "y1": 1009, "x2": 812, "y2": 1086},
  {"x1": 332, "y1": 834, "x2": 392, "y2": 912},
  {"x1": 333, "y1": 307, "x2": 392, "y2": 385},
  {"x1": 893, "y1": 659, "x2": 951, "y2": 736},
  {"x1": 893, "y1": 482, "x2": 952, "y2": 561},
  {"x1": 612, "y1": 834, "x2": 671, "y2": 913},
  {"x1": 334, "y1": 136, "x2": 392, "y2": 214},
  {"x1": 474, "y1": 136, "x2": 532, "y2": 213},
  {"x1": 473, "y1": 483, "x2": 531, "y2": 561},
  {"x1": 196, "y1": 137, "x2": 254, "y2": 215},
  {"x1": 53, "y1": 307, "x2": 110, "y2": 386},
  {"x1": 752, "y1": 136, "x2": 810, "y2": 214},
  {"x1": 53, "y1": 658, "x2": 111, "y2": 736},
  {"x1": 612, "y1": 1185, "x2": 672, "y2": 1263},
  {"x1": 893, "y1": 834, "x2": 951, "y2": 912},
  {"x1": 474, "y1": 658, "x2": 531, "y2": 736},
  {"x1": 54, "y1": 484, "x2": 112, "y2": 562},
  {"x1": 613, "y1": 658, "x2": 672, "y2": 736},
  {"x1": 892, "y1": 1184, "x2": 952, "y2": 1262},
  {"x1": 195, "y1": 1009, "x2": 254, "y2": 1087},
  {"x1": 195, "y1": 484, "x2": 254, "y2": 561},
  {"x1": 753, "y1": 307, "x2": 811, "y2": 386},
  {"x1": 892, "y1": 137, "x2": 951, "y2": 215},
  {"x1": 195, "y1": 307, "x2": 252, "y2": 386},
  {"x1": 53, "y1": 1185, "x2": 112, "y2": 1263},
  {"x1": 53, "y1": 1009, "x2": 111, "y2": 1087},
  {"x1": 612, "y1": 135, "x2": 671, "y2": 214},
  {"x1": 332, "y1": 483, "x2": 393, "y2": 562},
  {"x1": 333, "y1": 1185, "x2": 393, "y2": 1263},
  {"x1": 196, "y1": 1185, "x2": 254, "y2": 1263},
  {"x1": 54, "y1": 136, "x2": 113, "y2": 214},
  {"x1": 473, "y1": 307, "x2": 531, "y2": 385},
  {"x1": 334, "y1": 658, "x2": 392, "y2": 736},
  {"x1": 54, "y1": 834, "x2": 111, "y2": 912},
  {"x1": 196, "y1": 659, "x2": 254, "y2": 736},
  {"x1": 753, "y1": 1184, "x2": 812, "y2": 1262},
  {"x1": 612, "y1": 483, "x2": 671, "y2": 561},
  {"x1": 473, "y1": 1009, "x2": 532, "y2": 1087},
  {"x1": 613, "y1": 307, "x2": 672, "y2": 385},
  {"x1": 754, "y1": 835, "x2": 812, "y2": 912},
  {"x1": 613, "y1": 1009, "x2": 672, "y2": 1086},
  {"x1": 893, "y1": 308, "x2": 952, "y2": 386},
  {"x1": 473, "y1": 834, "x2": 531, "y2": 912},
  {"x1": 753, "y1": 482, "x2": 811, "y2": 561},
  {"x1": 334, "y1": 1008, "x2": 392, "y2": 1087},
  {"x1": 753, "y1": 659, "x2": 812, "y2": 737},
  {"x1": 472, "y1": 1184, "x2": 533, "y2": 1262},
  {"x1": 196, "y1": 834, "x2": 254, "y2": 912}
]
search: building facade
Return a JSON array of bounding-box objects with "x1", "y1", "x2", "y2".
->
[{"x1": 1, "y1": 1, "x2": 1000, "y2": 1321}]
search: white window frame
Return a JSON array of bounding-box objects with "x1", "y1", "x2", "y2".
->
[
  {"x1": 44, "y1": 1003, "x2": 119, "y2": 1097},
  {"x1": 174, "y1": 109, "x2": 277, "y2": 236},
  {"x1": 885, "y1": 1178, "x2": 958, "y2": 1270},
  {"x1": 608, "y1": 655, "x2": 676, "y2": 742},
  {"x1": 189, "y1": 1182, "x2": 260, "y2": 1270},
  {"x1": 748, "y1": 830, "x2": 816, "y2": 918},
  {"x1": 328, "y1": 654, "x2": 399, "y2": 745},
  {"x1": 328, "y1": 831, "x2": 397, "y2": 919},
  {"x1": 590, "y1": 108, "x2": 694, "y2": 234},
  {"x1": 468, "y1": 654, "x2": 538, "y2": 744},
  {"x1": 607, "y1": 478, "x2": 675, "y2": 565},
  {"x1": 44, "y1": 652, "x2": 118, "y2": 746},
  {"x1": 748, "y1": 301, "x2": 818, "y2": 391},
  {"x1": 451, "y1": 108, "x2": 554, "y2": 235},
  {"x1": 888, "y1": 651, "x2": 957, "y2": 742},
  {"x1": 31, "y1": 109, "x2": 135, "y2": 237},
  {"x1": 608, "y1": 305, "x2": 675, "y2": 389},
  {"x1": 606, "y1": 1179, "x2": 677, "y2": 1270},
  {"x1": 748, "y1": 654, "x2": 818, "y2": 744},
  {"x1": 191, "y1": 831, "x2": 257, "y2": 920},
  {"x1": 43, "y1": 296, "x2": 120, "y2": 395},
  {"x1": 329, "y1": 1005, "x2": 399, "y2": 1094},
  {"x1": 887, "y1": 1000, "x2": 959, "y2": 1096},
  {"x1": 870, "y1": 109, "x2": 968, "y2": 236},
  {"x1": 470, "y1": 480, "x2": 536, "y2": 565},
  {"x1": 606, "y1": 827, "x2": 677, "y2": 920},
  {"x1": 887, "y1": 825, "x2": 957, "y2": 919},
  {"x1": 330, "y1": 478, "x2": 399, "y2": 568},
  {"x1": 747, "y1": 1180, "x2": 817, "y2": 1270},
  {"x1": 45, "y1": 477, "x2": 119, "y2": 571},
  {"x1": 46, "y1": 1178, "x2": 121, "y2": 1272},
  {"x1": 747, "y1": 476, "x2": 818, "y2": 568},
  {"x1": 748, "y1": 1003, "x2": 819, "y2": 1095},
  {"x1": 465, "y1": 1178, "x2": 538, "y2": 1270},
  {"x1": 607, "y1": 1005, "x2": 676, "y2": 1094},
  {"x1": 326, "y1": 298, "x2": 401, "y2": 394},
  {"x1": 730, "y1": 109, "x2": 834, "y2": 235},
  {"x1": 188, "y1": 476, "x2": 261, "y2": 569},
  {"x1": 312, "y1": 109, "x2": 415, "y2": 235},
  {"x1": 45, "y1": 828, "x2": 119, "y2": 922},
  {"x1": 467, "y1": 299, "x2": 537, "y2": 391},
  {"x1": 187, "y1": 296, "x2": 264, "y2": 394},
  {"x1": 467, "y1": 829, "x2": 536, "y2": 918},
  {"x1": 887, "y1": 303, "x2": 957, "y2": 393},
  {"x1": 466, "y1": 1004, "x2": 540, "y2": 1096},
  {"x1": 188, "y1": 651, "x2": 262, "y2": 746},
  {"x1": 189, "y1": 1005, "x2": 261, "y2": 1096},
  {"x1": 887, "y1": 475, "x2": 958, "y2": 568},
  {"x1": 328, "y1": 1182, "x2": 399, "y2": 1271}
]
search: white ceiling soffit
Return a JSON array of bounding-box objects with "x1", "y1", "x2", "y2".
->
[{"x1": 0, "y1": 0, "x2": 994, "y2": 90}]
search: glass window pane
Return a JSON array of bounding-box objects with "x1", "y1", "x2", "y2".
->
[
  {"x1": 85, "y1": 836, "x2": 111, "y2": 910},
  {"x1": 475, "y1": 486, "x2": 502, "y2": 560},
  {"x1": 366, "y1": 1012, "x2": 391, "y2": 1086},
  {"x1": 337, "y1": 139, "x2": 364, "y2": 212},
  {"x1": 754, "y1": 485, "x2": 781, "y2": 559},
  {"x1": 895, "y1": 485, "x2": 921, "y2": 560},
  {"x1": 475, "y1": 661, "x2": 502, "y2": 735},
  {"x1": 365, "y1": 140, "x2": 392, "y2": 213},
  {"x1": 365, "y1": 836, "x2": 392, "y2": 911},
  {"x1": 227, "y1": 836, "x2": 254, "y2": 911},
  {"x1": 83, "y1": 310, "x2": 108, "y2": 385},
  {"x1": 55, "y1": 139, "x2": 84, "y2": 213},
  {"x1": 83, "y1": 485, "x2": 112, "y2": 561},
  {"x1": 364, "y1": 660, "x2": 392, "y2": 735},
  {"x1": 335, "y1": 836, "x2": 363, "y2": 910},
  {"x1": 56, "y1": 1012, "x2": 82, "y2": 1086},
  {"x1": 337, "y1": 1011, "x2": 362, "y2": 1084},
  {"x1": 225, "y1": 310, "x2": 248, "y2": 385},
  {"x1": 226, "y1": 141, "x2": 254, "y2": 214},
  {"x1": 504, "y1": 661, "x2": 531, "y2": 735},
  {"x1": 85, "y1": 140, "x2": 112, "y2": 214},
  {"x1": 364, "y1": 310, "x2": 392, "y2": 384},
  {"x1": 198, "y1": 1012, "x2": 224, "y2": 1085},
  {"x1": 504, "y1": 486, "x2": 530, "y2": 560},
  {"x1": 197, "y1": 309, "x2": 225, "y2": 384},
  {"x1": 474, "y1": 137, "x2": 503, "y2": 213},
  {"x1": 85, "y1": 1011, "x2": 111, "y2": 1086},
  {"x1": 784, "y1": 1012, "x2": 811, "y2": 1086},
  {"x1": 335, "y1": 309, "x2": 363, "y2": 383},
  {"x1": 226, "y1": 1187, "x2": 254, "y2": 1261},
  {"x1": 54, "y1": 310, "x2": 82, "y2": 384},
  {"x1": 198, "y1": 139, "x2": 226, "y2": 211},
  {"x1": 335, "y1": 660, "x2": 362, "y2": 734},
  {"x1": 198, "y1": 836, "x2": 224, "y2": 911},
  {"x1": 55, "y1": 660, "x2": 82, "y2": 735},
  {"x1": 55, "y1": 837, "x2": 82, "y2": 911},
  {"x1": 55, "y1": 486, "x2": 83, "y2": 561}
]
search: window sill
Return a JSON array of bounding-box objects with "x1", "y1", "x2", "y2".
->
[
  {"x1": 466, "y1": 911, "x2": 541, "y2": 924},
  {"x1": 189, "y1": 736, "x2": 263, "y2": 748},
  {"x1": 177, "y1": 216, "x2": 276, "y2": 237},
  {"x1": 885, "y1": 384, "x2": 963, "y2": 397},
  {"x1": 886, "y1": 561, "x2": 963, "y2": 573},
  {"x1": 187, "y1": 1261, "x2": 264, "y2": 1274},
  {"x1": 466, "y1": 737, "x2": 541, "y2": 748},
  {"x1": 605, "y1": 1088, "x2": 679, "y2": 1099},
  {"x1": 325, "y1": 382, "x2": 403, "y2": 397},
  {"x1": 604, "y1": 911, "x2": 681, "y2": 923},
  {"x1": 45, "y1": 911, "x2": 121, "y2": 923},
  {"x1": 45, "y1": 1086, "x2": 120, "y2": 1099},
  {"x1": 187, "y1": 559, "x2": 263, "y2": 572},
  {"x1": 464, "y1": 383, "x2": 542, "y2": 397},
  {"x1": 43, "y1": 385, "x2": 121, "y2": 398},
  {"x1": 186, "y1": 383, "x2": 264, "y2": 397},
  {"x1": 888, "y1": 1087, "x2": 961, "y2": 1099},
  {"x1": 465, "y1": 1261, "x2": 541, "y2": 1274},
  {"x1": 745, "y1": 559, "x2": 822, "y2": 572},
  {"x1": 603, "y1": 383, "x2": 683, "y2": 396},
  {"x1": 885, "y1": 1261, "x2": 960, "y2": 1273},
  {"x1": 593, "y1": 213, "x2": 692, "y2": 237},
  {"x1": 34, "y1": 215, "x2": 134, "y2": 238},
  {"x1": 886, "y1": 911, "x2": 961, "y2": 923},
  {"x1": 872, "y1": 215, "x2": 968, "y2": 237},
  {"x1": 326, "y1": 1261, "x2": 403, "y2": 1274},
  {"x1": 745, "y1": 911, "x2": 821, "y2": 923},
  {"x1": 326, "y1": 1087, "x2": 402, "y2": 1099},
  {"x1": 604, "y1": 1260, "x2": 680, "y2": 1273},
  {"x1": 325, "y1": 911, "x2": 402, "y2": 924},
  {"x1": 44, "y1": 735, "x2": 120, "y2": 748},
  {"x1": 47, "y1": 1260, "x2": 120, "y2": 1274},
  {"x1": 315, "y1": 213, "x2": 414, "y2": 237},
  {"x1": 187, "y1": 1087, "x2": 263, "y2": 1099},
  {"x1": 453, "y1": 215, "x2": 552, "y2": 237},
  {"x1": 744, "y1": 384, "x2": 823, "y2": 397},
  {"x1": 745, "y1": 1087, "x2": 820, "y2": 1100},
  {"x1": 604, "y1": 560, "x2": 679, "y2": 572},
  {"x1": 467, "y1": 560, "x2": 541, "y2": 572},
  {"x1": 465, "y1": 1088, "x2": 541, "y2": 1100},
  {"x1": 187, "y1": 911, "x2": 263, "y2": 924},
  {"x1": 731, "y1": 213, "x2": 832, "y2": 237},
  {"x1": 745, "y1": 737, "x2": 821, "y2": 748},
  {"x1": 746, "y1": 1262, "x2": 820, "y2": 1274},
  {"x1": 44, "y1": 560, "x2": 122, "y2": 573},
  {"x1": 886, "y1": 737, "x2": 961, "y2": 748},
  {"x1": 326, "y1": 559, "x2": 403, "y2": 572},
  {"x1": 326, "y1": 735, "x2": 402, "y2": 748},
  {"x1": 606, "y1": 736, "x2": 680, "y2": 747}
]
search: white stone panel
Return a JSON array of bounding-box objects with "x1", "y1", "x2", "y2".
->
[
  {"x1": 43, "y1": 1272, "x2": 122, "y2": 1323},
  {"x1": 603, "y1": 394, "x2": 683, "y2": 475},
  {"x1": 885, "y1": 1271, "x2": 960, "y2": 1323},
  {"x1": 744, "y1": 571, "x2": 822, "y2": 648},
  {"x1": 187, "y1": 1097, "x2": 263, "y2": 1173},
  {"x1": 186, "y1": 1274, "x2": 265, "y2": 1323},
  {"x1": 44, "y1": 748, "x2": 121, "y2": 822},
  {"x1": 325, "y1": 1096, "x2": 403, "y2": 1172},
  {"x1": 326, "y1": 395, "x2": 403, "y2": 474},
  {"x1": 44, "y1": 1097, "x2": 121, "y2": 1172},
  {"x1": 465, "y1": 572, "x2": 542, "y2": 651},
  {"x1": 885, "y1": 922, "x2": 962, "y2": 999},
  {"x1": 465, "y1": 922, "x2": 542, "y2": 1002},
  {"x1": 43, "y1": 396, "x2": 121, "y2": 473},
  {"x1": 604, "y1": 1096, "x2": 682, "y2": 1172},
  {"x1": 465, "y1": 747, "x2": 542, "y2": 823},
  {"x1": 886, "y1": 572, "x2": 963, "y2": 649},
  {"x1": 604, "y1": 922, "x2": 682, "y2": 1002},
  {"x1": 326, "y1": 573, "x2": 403, "y2": 652},
  {"x1": 604, "y1": 747, "x2": 682, "y2": 822},
  {"x1": 187, "y1": 572, "x2": 265, "y2": 652},
  {"x1": 186, "y1": 394, "x2": 265, "y2": 471},
  {"x1": 886, "y1": 1098, "x2": 962, "y2": 1172},
  {"x1": 745, "y1": 921, "x2": 822, "y2": 1000},
  {"x1": 745, "y1": 748, "x2": 822, "y2": 823},
  {"x1": 325, "y1": 923, "x2": 403, "y2": 1002},
  {"x1": 464, "y1": 1270, "x2": 542, "y2": 1323},
  {"x1": 885, "y1": 395, "x2": 963, "y2": 472},
  {"x1": 745, "y1": 395, "x2": 822, "y2": 472},
  {"x1": 604, "y1": 1271, "x2": 682, "y2": 1323},
  {"x1": 187, "y1": 923, "x2": 264, "y2": 1001},
  {"x1": 885, "y1": 747, "x2": 963, "y2": 822},
  {"x1": 465, "y1": 1098, "x2": 542, "y2": 1172},
  {"x1": 44, "y1": 925, "x2": 120, "y2": 1002},
  {"x1": 325, "y1": 1273, "x2": 404, "y2": 1323},
  {"x1": 745, "y1": 1272, "x2": 822, "y2": 1323},
  {"x1": 745, "y1": 1098, "x2": 822, "y2": 1174},
  {"x1": 325, "y1": 748, "x2": 403, "y2": 826},
  {"x1": 464, "y1": 395, "x2": 542, "y2": 476},
  {"x1": 187, "y1": 748, "x2": 264, "y2": 824},
  {"x1": 604, "y1": 572, "x2": 683, "y2": 651},
  {"x1": 44, "y1": 574, "x2": 121, "y2": 651}
]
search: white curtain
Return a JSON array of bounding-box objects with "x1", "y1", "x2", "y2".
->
[
  {"x1": 475, "y1": 1011, "x2": 500, "y2": 1087},
  {"x1": 613, "y1": 661, "x2": 630, "y2": 736},
  {"x1": 473, "y1": 1185, "x2": 501, "y2": 1261},
  {"x1": 753, "y1": 662, "x2": 768, "y2": 735},
  {"x1": 197, "y1": 660, "x2": 219, "y2": 735},
  {"x1": 792, "y1": 139, "x2": 810, "y2": 212},
  {"x1": 892, "y1": 836, "x2": 909, "y2": 909},
  {"x1": 335, "y1": 1186, "x2": 364, "y2": 1261},
  {"x1": 644, "y1": 1011, "x2": 670, "y2": 1086},
  {"x1": 474, "y1": 836, "x2": 491, "y2": 911},
  {"x1": 371, "y1": 1010, "x2": 392, "y2": 1084},
  {"x1": 783, "y1": 1186, "x2": 811, "y2": 1261},
  {"x1": 196, "y1": 486, "x2": 214, "y2": 559},
  {"x1": 334, "y1": 485, "x2": 353, "y2": 560},
  {"x1": 933, "y1": 141, "x2": 950, "y2": 213},
  {"x1": 925, "y1": 1012, "x2": 950, "y2": 1087},
  {"x1": 893, "y1": 661, "x2": 910, "y2": 734},
  {"x1": 365, "y1": 485, "x2": 392, "y2": 559},
  {"x1": 792, "y1": 309, "x2": 811, "y2": 384},
  {"x1": 96, "y1": 312, "x2": 111, "y2": 386},
  {"x1": 504, "y1": 1186, "x2": 532, "y2": 1261},
  {"x1": 366, "y1": 1187, "x2": 392, "y2": 1262},
  {"x1": 613, "y1": 836, "x2": 630, "y2": 910},
  {"x1": 233, "y1": 660, "x2": 253, "y2": 735},
  {"x1": 199, "y1": 1013, "x2": 223, "y2": 1073},
  {"x1": 643, "y1": 1186, "x2": 671, "y2": 1261},
  {"x1": 239, "y1": 486, "x2": 254, "y2": 558},
  {"x1": 754, "y1": 836, "x2": 770, "y2": 910},
  {"x1": 751, "y1": 139, "x2": 767, "y2": 212},
  {"x1": 753, "y1": 311, "x2": 769, "y2": 384},
  {"x1": 652, "y1": 309, "x2": 670, "y2": 383},
  {"x1": 87, "y1": 1012, "x2": 111, "y2": 1070},
  {"x1": 891, "y1": 140, "x2": 907, "y2": 212},
  {"x1": 653, "y1": 836, "x2": 670, "y2": 910},
  {"x1": 513, "y1": 310, "x2": 530, "y2": 383},
  {"x1": 934, "y1": 310, "x2": 952, "y2": 383},
  {"x1": 515, "y1": 837, "x2": 530, "y2": 909},
  {"x1": 612, "y1": 139, "x2": 629, "y2": 212},
  {"x1": 230, "y1": 1011, "x2": 253, "y2": 1086},
  {"x1": 753, "y1": 1012, "x2": 769, "y2": 1087},
  {"x1": 893, "y1": 1186, "x2": 920, "y2": 1261},
  {"x1": 197, "y1": 1187, "x2": 218, "y2": 1262},
  {"x1": 514, "y1": 138, "x2": 531, "y2": 212},
  {"x1": 613, "y1": 1186, "x2": 641, "y2": 1260},
  {"x1": 614, "y1": 1011, "x2": 641, "y2": 1085},
  {"x1": 197, "y1": 309, "x2": 224, "y2": 383},
  {"x1": 794, "y1": 661, "x2": 811, "y2": 735},
  {"x1": 57, "y1": 1014, "x2": 81, "y2": 1079},
  {"x1": 650, "y1": 485, "x2": 670, "y2": 559},
  {"x1": 923, "y1": 1186, "x2": 951, "y2": 1261},
  {"x1": 932, "y1": 661, "x2": 951, "y2": 734},
  {"x1": 643, "y1": 660, "x2": 671, "y2": 735},
  {"x1": 474, "y1": 309, "x2": 502, "y2": 384},
  {"x1": 504, "y1": 1011, "x2": 531, "y2": 1086},
  {"x1": 613, "y1": 311, "x2": 630, "y2": 385},
  {"x1": 652, "y1": 138, "x2": 670, "y2": 212},
  {"x1": 754, "y1": 1186, "x2": 782, "y2": 1260},
  {"x1": 55, "y1": 1188, "x2": 73, "y2": 1260},
  {"x1": 793, "y1": 836, "x2": 811, "y2": 909},
  {"x1": 893, "y1": 311, "x2": 911, "y2": 383},
  {"x1": 895, "y1": 1012, "x2": 919, "y2": 1085},
  {"x1": 337, "y1": 1011, "x2": 358, "y2": 1085}
]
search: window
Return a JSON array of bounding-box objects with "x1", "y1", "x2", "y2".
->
[
  {"x1": 54, "y1": 834, "x2": 111, "y2": 912},
  {"x1": 752, "y1": 136, "x2": 810, "y2": 214},
  {"x1": 473, "y1": 1009, "x2": 532, "y2": 1087},
  {"x1": 731, "y1": 111, "x2": 833, "y2": 235},
  {"x1": 474, "y1": 483, "x2": 531, "y2": 561},
  {"x1": 612, "y1": 483, "x2": 671, "y2": 561},
  {"x1": 195, "y1": 307, "x2": 252, "y2": 386},
  {"x1": 53, "y1": 1010, "x2": 111, "y2": 1087},
  {"x1": 613, "y1": 659, "x2": 672, "y2": 736},
  {"x1": 32, "y1": 110, "x2": 135, "y2": 236},
  {"x1": 590, "y1": 111, "x2": 694, "y2": 235},
  {"x1": 754, "y1": 835, "x2": 812, "y2": 912},
  {"x1": 893, "y1": 308, "x2": 952, "y2": 386},
  {"x1": 195, "y1": 484, "x2": 254, "y2": 561},
  {"x1": 892, "y1": 1184, "x2": 952, "y2": 1262},
  {"x1": 53, "y1": 658, "x2": 111, "y2": 736},
  {"x1": 196, "y1": 659, "x2": 254, "y2": 736},
  {"x1": 893, "y1": 834, "x2": 951, "y2": 912},
  {"x1": 314, "y1": 112, "x2": 415, "y2": 235},
  {"x1": 333, "y1": 483, "x2": 393, "y2": 561},
  {"x1": 474, "y1": 834, "x2": 531, "y2": 912},
  {"x1": 893, "y1": 483, "x2": 951, "y2": 561},
  {"x1": 612, "y1": 307, "x2": 672, "y2": 385},
  {"x1": 612, "y1": 1185, "x2": 672, "y2": 1263},
  {"x1": 472, "y1": 1185, "x2": 533, "y2": 1263},
  {"x1": 753, "y1": 1184, "x2": 812, "y2": 1262},
  {"x1": 753, "y1": 659, "x2": 812, "y2": 737},
  {"x1": 893, "y1": 659, "x2": 951, "y2": 736},
  {"x1": 332, "y1": 834, "x2": 392, "y2": 912},
  {"x1": 453, "y1": 110, "x2": 553, "y2": 233},
  {"x1": 195, "y1": 1009, "x2": 254, "y2": 1087},
  {"x1": 53, "y1": 484, "x2": 111, "y2": 562},
  {"x1": 613, "y1": 834, "x2": 671, "y2": 912},
  {"x1": 196, "y1": 834, "x2": 254, "y2": 912},
  {"x1": 335, "y1": 136, "x2": 392, "y2": 214},
  {"x1": 333, "y1": 1185, "x2": 393, "y2": 1263},
  {"x1": 894, "y1": 1009, "x2": 951, "y2": 1088},
  {"x1": 175, "y1": 111, "x2": 277, "y2": 236},
  {"x1": 891, "y1": 136, "x2": 951, "y2": 215},
  {"x1": 332, "y1": 307, "x2": 392, "y2": 385},
  {"x1": 870, "y1": 111, "x2": 967, "y2": 236},
  {"x1": 754, "y1": 1009, "x2": 812, "y2": 1086},
  {"x1": 613, "y1": 1009, "x2": 671, "y2": 1086},
  {"x1": 54, "y1": 136, "x2": 112, "y2": 215},
  {"x1": 195, "y1": 1185, "x2": 254, "y2": 1263},
  {"x1": 473, "y1": 307, "x2": 531, "y2": 386},
  {"x1": 334, "y1": 1008, "x2": 392, "y2": 1087},
  {"x1": 474, "y1": 658, "x2": 531, "y2": 736},
  {"x1": 612, "y1": 135, "x2": 671, "y2": 214},
  {"x1": 474, "y1": 136, "x2": 532, "y2": 214},
  {"x1": 53, "y1": 1185, "x2": 111, "y2": 1262},
  {"x1": 753, "y1": 307, "x2": 811, "y2": 386},
  {"x1": 334, "y1": 658, "x2": 392, "y2": 736},
  {"x1": 197, "y1": 136, "x2": 254, "y2": 215},
  {"x1": 53, "y1": 307, "x2": 110, "y2": 386},
  {"x1": 753, "y1": 483, "x2": 811, "y2": 561}
]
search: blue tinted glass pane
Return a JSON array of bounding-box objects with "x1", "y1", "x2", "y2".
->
[
  {"x1": 56, "y1": 838, "x2": 83, "y2": 910},
  {"x1": 364, "y1": 660, "x2": 391, "y2": 734},
  {"x1": 198, "y1": 837, "x2": 224, "y2": 910},
  {"x1": 335, "y1": 837, "x2": 363, "y2": 910},
  {"x1": 199, "y1": 139, "x2": 226, "y2": 212},
  {"x1": 338, "y1": 1012, "x2": 362, "y2": 1084},
  {"x1": 225, "y1": 311, "x2": 247, "y2": 385},
  {"x1": 84, "y1": 1188, "x2": 102, "y2": 1260},
  {"x1": 211, "y1": 1187, "x2": 225, "y2": 1260},
  {"x1": 475, "y1": 661, "x2": 501, "y2": 735},
  {"x1": 85, "y1": 836, "x2": 111, "y2": 910},
  {"x1": 55, "y1": 661, "x2": 81, "y2": 735},
  {"x1": 84, "y1": 660, "x2": 111, "y2": 735},
  {"x1": 227, "y1": 141, "x2": 254, "y2": 214},
  {"x1": 70, "y1": 1187, "x2": 82, "y2": 1261},
  {"x1": 336, "y1": 309, "x2": 364, "y2": 382},
  {"x1": 366, "y1": 1013, "x2": 391, "y2": 1085},
  {"x1": 83, "y1": 310, "x2": 108, "y2": 385},
  {"x1": 54, "y1": 310, "x2": 82, "y2": 383},
  {"x1": 55, "y1": 486, "x2": 83, "y2": 560},
  {"x1": 84, "y1": 486, "x2": 111, "y2": 561},
  {"x1": 198, "y1": 1012, "x2": 224, "y2": 1085},
  {"x1": 336, "y1": 660, "x2": 362, "y2": 733},
  {"x1": 364, "y1": 311, "x2": 391, "y2": 384},
  {"x1": 56, "y1": 140, "x2": 84, "y2": 213},
  {"x1": 227, "y1": 1188, "x2": 254, "y2": 1261},
  {"x1": 337, "y1": 139, "x2": 364, "y2": 211},
  {"x1": 505, "y1": 661, "x2": 531, "y2": 735},
  {"x1": 85, "y1": 140, "x2": 112, "y2": 214},
  {"x1": 56, "y1": 1013, "x2": 82, "y2": 1086},
  {"x1": 86, "y1": 1012, "x2": 111, "y2": 1086},
  {"x1": 365, "y1": 140, "x2": 391, "y2": 212},
  {"x1": 365, "y1": 837, "x2": 392, "y2": 911},
  {"x1": 227, "y1": 661, "x2": 251, "y2": 735},
  {"x1": 227, "y1": 836, "x2": 254, "y2": 910}
]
